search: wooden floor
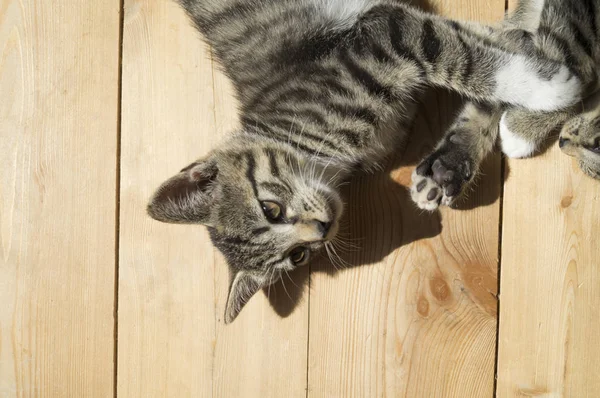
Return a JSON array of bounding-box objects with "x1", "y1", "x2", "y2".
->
[{"x1": 1, "y1": 0, "x2": 599, "y2": 396}]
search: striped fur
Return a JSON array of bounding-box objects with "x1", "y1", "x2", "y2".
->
[
  {"x1": 412, "y1": 0, "x2": 600, "y2": 210},
  {"x1": 149, "y1": 0, "x2": 584, "y2": 322}
]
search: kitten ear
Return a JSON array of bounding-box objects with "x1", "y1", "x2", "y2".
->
[
  {"x1": 224, "y1": 270, "x2": 265, "y2": 324},
  {"x1": 147, "y1": 159, "x2": 219, "y2": 225}
]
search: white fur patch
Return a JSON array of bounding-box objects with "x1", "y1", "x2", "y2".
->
[
  {"x1": 499, "y1": 112, "x2": 536, "y2": 158},
  {"x1": 309, "y1": 0, "x2": 371, "y2": 28},
  {"x1": 495, "y1": 55, "x2": 581, "y2": 112}
]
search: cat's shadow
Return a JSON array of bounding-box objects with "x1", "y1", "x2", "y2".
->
[{"x1": 264, "y1": 88, "x2": 507, "y2": 318}]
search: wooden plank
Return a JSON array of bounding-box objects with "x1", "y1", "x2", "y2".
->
[
  {"x1": 307, "y1": 1, "x2": 504, "y2": 396},
  {"x1": 0, "y1": 0, "x2": 119, "y2": 396},
  {"x1": 118, "y1": 1, "x2": 309, "y2": 396},
  {"x1": 498, "y1": 149, "x2": 600, "y2": 396},
  {"x1": 118, "y1": 1, "x2": 217, "y2": 396},
  {"x1": 496, "y1": 2, "x2": 600, "y2": 396}
]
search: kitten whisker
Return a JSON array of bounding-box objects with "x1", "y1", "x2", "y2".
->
[
  {"x1": 283, "y1": 268, "x2": 300, "y2": 290},
  {"x1": 266, "y1": 266, "x2": 278, "y2": 300},
  {"x1": 328, "y1": 243, "x2": 351, "y2": 269},
  {"x1": 324, "y1": 243, "x2": 340, "y2": 271},
  {"x1": 279, "y1": 274, "x2": 293, "y2": 301}
]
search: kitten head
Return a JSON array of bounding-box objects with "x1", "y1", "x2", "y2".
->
[
  {"x1": 559, "y1": 116, "x2": 600, "y2": 180},
  {"x1": 147, "y1": 135, "x2": 343, "y2": 323}
]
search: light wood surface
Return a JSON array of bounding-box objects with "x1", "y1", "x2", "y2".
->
[
  {"x1": 0, "y1": 0, "x2": 120, "y2": 396},
  {"x1": 118, "y1": 1, "x2": 218, "y2": 396},
  {"x1": 4, "y1": 0, "x2": 600, "y2": 396},
  {"x1": 498, "y1": 147, "x2": 600, "y2": 397}
]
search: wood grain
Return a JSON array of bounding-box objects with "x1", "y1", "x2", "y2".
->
[
  {"x1": 0, "y1": 0, "x2": 119, "y2": 396},
  {"x1": 118, "y1": 1, "x2": 218, "y2": 396},
  {"x1": 307, "y1": 1, "x2": 504, "y2": 396},
  {"x1": 497, "y1": 144, "x2": 600, "y2": 397},
  {"x1": 118, "y1": 1, "x2": 308, "y2": 396}
]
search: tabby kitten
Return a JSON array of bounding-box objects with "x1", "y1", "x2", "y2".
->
[
  {"x1": 148, "y1": 0, "x2": 581, "y2": 323},
  {"x1": 411, "y1": 0, "x2": 600, "y2": 210}
]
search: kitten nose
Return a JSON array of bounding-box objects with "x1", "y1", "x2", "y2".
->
[
  {"x1": 317, "y1": 221, "x2": 332, "y2": 238},
  {"x1": 559, "y1": 137, "x2": 570, "y2": 148}
]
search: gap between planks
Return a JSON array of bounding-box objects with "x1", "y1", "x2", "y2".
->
[{"x1": 114, "y1": 0, "x2": 126, "y2": 397}]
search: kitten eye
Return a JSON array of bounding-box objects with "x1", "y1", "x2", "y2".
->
[
  {"x1": 289, "y1": 246, "x2": 309, "y2": 266},
  {"x1": 590, "y1": 138, "x2": 600, "y2": 154},
  {"x1": 261, "y1": 201, "x2": 284, "y2": 222}
]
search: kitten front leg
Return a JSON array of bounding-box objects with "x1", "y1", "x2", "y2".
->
[
  {"x1": 382, "y1": 5, "x2": 583, "y2": 111},
  {"x1": 411, "y1": 102, "x2": 500, "y2": 210}
]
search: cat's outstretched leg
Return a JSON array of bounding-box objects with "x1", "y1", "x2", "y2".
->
[
  {"x1": 373, "y1": 4, "x2": 584, "y2": 112},
  {"x1": 411, "y1": 102, "x2": 500, "y2": 210}
]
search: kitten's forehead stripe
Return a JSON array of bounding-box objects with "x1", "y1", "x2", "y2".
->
[
  {"x1": 245, "y1": 152, "x2": 259, "y2": 197},
  {"x1": 264, "y1": 148, "x2": 281, "y2": 177},
  {"x1": 260, "y1": 182, "x2": 293, "y2": 197}
]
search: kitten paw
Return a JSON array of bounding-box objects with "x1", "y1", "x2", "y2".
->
[
  {"x1": 411, "y1": 172, "x2": 445, "y2": 211},
  {"x1": 411, "y1": 142, "x2": 474, "y2": 211},
  {"x1": 496, "y1": 57, "x2": 581, "y2": 111},
  {"x1": 499, "y1": 112, "x2": 536, "y2": 158}
]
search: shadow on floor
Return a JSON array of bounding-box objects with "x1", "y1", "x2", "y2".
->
[{"x1": 265, "y1": 86, "x2": 508, "y2": 319}]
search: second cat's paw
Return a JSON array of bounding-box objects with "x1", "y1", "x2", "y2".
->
[{"x1": 410, "y1": 145, "x2": 474, "y2": 211}]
